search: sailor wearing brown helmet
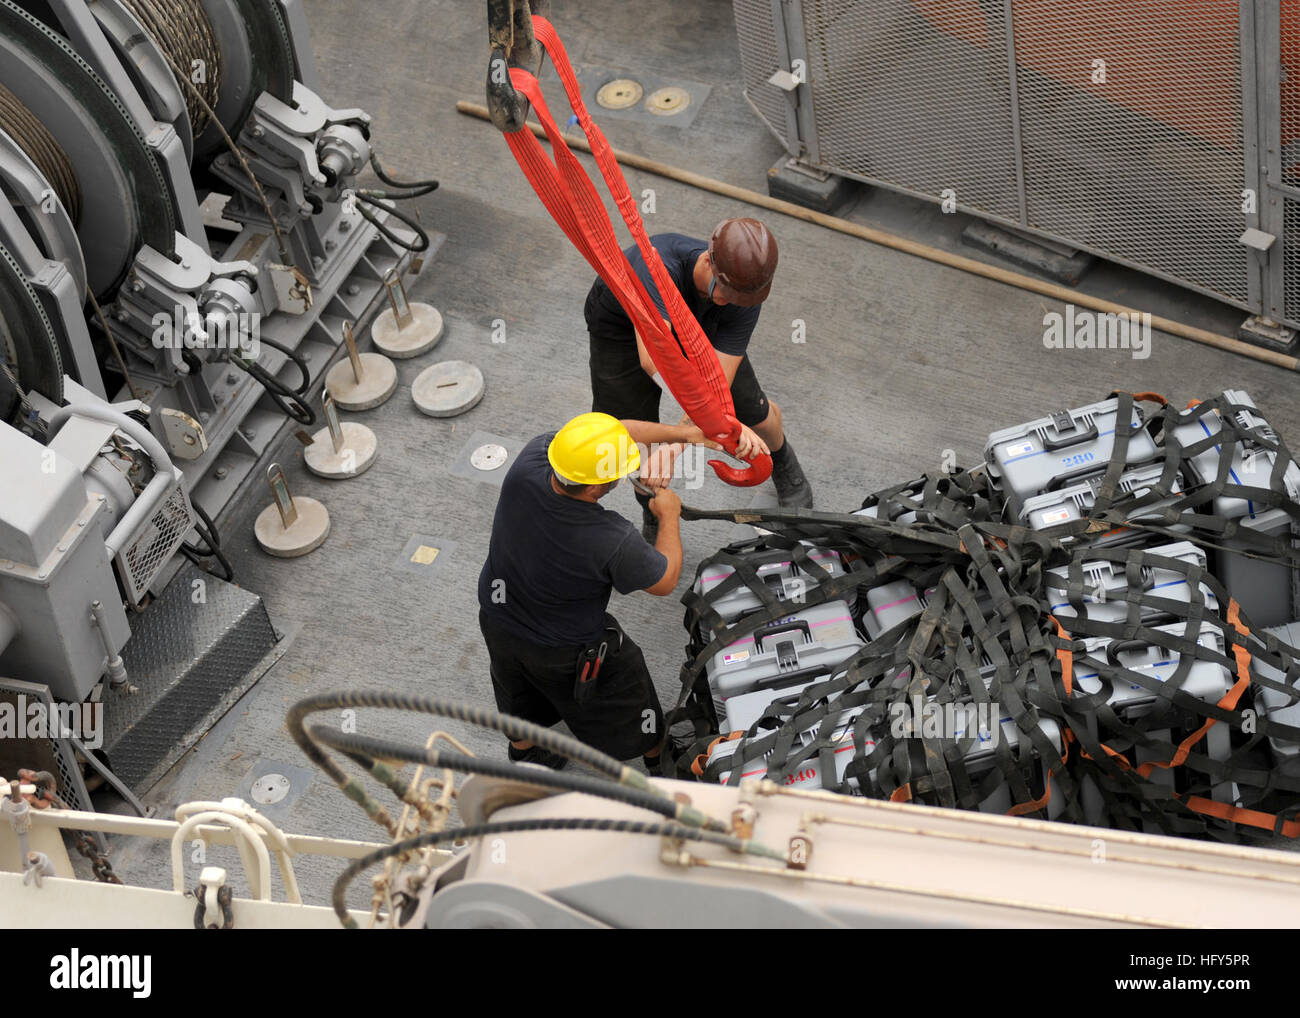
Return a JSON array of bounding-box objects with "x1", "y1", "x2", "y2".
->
[{"x1": 584, "y1": 217, "x2": 813, "y2": 539}]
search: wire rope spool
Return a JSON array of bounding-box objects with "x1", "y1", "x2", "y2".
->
[
  {"x1": 189, "y1": 0, "x2": 296, "y2": 164},
  {"x1": 86, "y1": 0, "x2": 198, "y2": 162},
  {"x1": 0, "y1": 0, "x2": 175, "y2": 300},
  {"x1": 117, "y1": 0, "x2": 222, "y2": 138},
  {"x1": 0, "y1": 98, "x2": 88, "y2": 300},
  {"x1": 0, "y1": 81, "x2": 79, "y2": 224},
  {"x1": 0, "y1": 239, "x2": 63, "y2": 424}
]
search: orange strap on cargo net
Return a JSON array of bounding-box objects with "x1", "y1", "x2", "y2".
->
[
  {"x1": 493, "y1": 15, "x2": 771, "y2": 486},
  {"x1": 691, "y1": 731, "x2": 743, "y2": 778}
]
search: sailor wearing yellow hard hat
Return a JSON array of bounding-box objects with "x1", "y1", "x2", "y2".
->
[{"x1": 477, "y1": 412, "x2": 763, "y2": 772}]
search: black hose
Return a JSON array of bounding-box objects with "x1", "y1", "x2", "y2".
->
[
  {"x1": 287, "y1": 691, "x2": 636, "y2": 788},
  {"x1": 367, "y1": 150, "x2": 439, "y2": 197},
  {"x1": 180, "y1": 500, "x2": 234, "y2": 582},
  {"x1": 231, "y1": 353, "x2": 315, "y2": 426},
  {"x1": 354, "y1": 194, "x2": 430, "y2": 253},
  {"x1": 309, "y1": 725, "x2": 722, "y2": 831},
  {"x1": 256, "y1": 336, "x2": 310, "y2": 395},
  {"x1": 332, "y1": 817, "x2": 775, "y2": 928}
]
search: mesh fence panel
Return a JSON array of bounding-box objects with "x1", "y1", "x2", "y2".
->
[
  {"x1": 734, "y1": 0, "x2": 1271, "y2": 316},
  {"x1": 1013, "y1": 0, "x2": 1248, "y2": 304},
  {"x1": 1282, "y1": 1, "x2": 1300, "y2": 323},
  {"x1": 802, "y1": 0, "x2": 1021, "y2": 220},
  {"x1": 732, "y1": 0, "x2": 796, "y2": 148}
]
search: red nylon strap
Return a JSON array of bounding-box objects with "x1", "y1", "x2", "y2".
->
[{"x1": 500, "y1": 17, "x2": 772, "y2": 487}]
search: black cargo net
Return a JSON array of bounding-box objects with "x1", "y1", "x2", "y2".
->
[{"x1": 668, "y1": 391, "x2": 1300, "y2": 844}]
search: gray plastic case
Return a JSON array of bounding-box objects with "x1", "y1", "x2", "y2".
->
[
  {"x1": 984, "y1": 398, "x2": 1159, "y2": 515},
  {"x1": 1216, "y1": 507, "x2": 1300, "y2": 629},
  {"x1": 1046, "y1": 540, "x2": 1217, "y2": 625},
  {"x1": 1252, "y1": 621, "x2": 1300, "y2": 764},
  {"x1": 1073, "y1": 622, "x2": 1234, "y2": 802},
  {"x1": 694, "y1": 543, "x2": 848, "y2": 624},
  {"x1": 705, "y1": 599, "x2": 863, "y2": 723},
  {"x1": 1168, "y1": 389, "x2": 1300, "y2": 520},
  {"x1": 1020, "y1": 462, "x2": 1187, "y2": 547}
]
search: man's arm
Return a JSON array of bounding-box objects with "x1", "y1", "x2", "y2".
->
[
  {"x1": 643, "y1": 488, "x2": 683, "y2": 596},
  {"x1": 714, "y1": 351, "x2": 743, "y2": 387}
]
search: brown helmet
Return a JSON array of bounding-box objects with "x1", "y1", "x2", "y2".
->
[{"x1": 707, "y1": 218, "x2": 778, "y2": 306}]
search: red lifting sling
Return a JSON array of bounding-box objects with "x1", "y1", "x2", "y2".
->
[{"x1": 495, "y1": 15, "x2": 772, "y2": 487}]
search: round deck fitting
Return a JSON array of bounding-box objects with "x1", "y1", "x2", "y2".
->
[
  {"x1": 470, "y1": 443, "x2": 508, "y2": 471},
  {"x1": 412, "y1": 360, "x2": 485, "y2": 418},
  {"x1": 370, "y1": 302, "x2": 444, "y2": 358},
  {"x1": 254, "y1": 496, "x2": 330, "y2": 558},
  {"x1": 303, "y1": 421, "x2": 378, "y2": 478},
  {"x1": 596, "y1": 78, "x2": 643, "y2": 110},
  {"x1": 251, "y1": 773, "x2": 291, "y2": 805},
  {"x1": 646, "y1": 86, "x2": 691, "y2": 116},
  {"x1": 324, "y1": 352, "x2": 398, "y2": 410}
]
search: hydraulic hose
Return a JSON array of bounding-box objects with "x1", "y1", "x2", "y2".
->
[
  {"x1": 309, "y1": 725, "x2": 723, "y2": 831},
  {"x1": 366, "y1": 149, "x2": 439, "y2": 197},
  {"x1": 354, "y1": 193, "x2": 430, "y2": 253},
  {"x1": 289, "y1": 691, "x2": 637, "y2": 786}
]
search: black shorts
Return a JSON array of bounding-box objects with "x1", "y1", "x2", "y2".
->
[
  {"x1": 588, "y1": 330, "x2": 771, "y2": 428},
  {"x1": 479, "y1": 609, "x2": 664, "y2": 760}
]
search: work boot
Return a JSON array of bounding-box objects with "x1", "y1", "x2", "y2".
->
[
  {"x1": 508, "y1": 743, "x2": 568, "y2": 770},
  {"x1": 641, "y1": 504, "x2": 659, "y2": 544},
  {"x1": 770, "y1": 439, "x2": 814, "y2": 509}
]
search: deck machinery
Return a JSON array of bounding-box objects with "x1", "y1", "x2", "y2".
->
[{"x1": 0, "y1": 0, "x2": 419, "y2": 805}]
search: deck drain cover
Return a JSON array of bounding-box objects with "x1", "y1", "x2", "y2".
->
[
  {"x1": 471, "y1": 443, "x2": 508, "y2": 471},
  {"x1": 251, "y1": 773, "x2": 291, "y2": 805},
  {"x1": 596, "y1": 78, "x2": 643, "y2": 109},
  {"x1": 413, "y1": 360, "x2": 485, "y2": 418},
  {"x1": 646, "y1": 86, "x2": 691, "y2": 115}
]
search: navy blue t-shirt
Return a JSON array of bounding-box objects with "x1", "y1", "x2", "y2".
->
[
  {"x1": 477, "y1": 434, "x2": 668, "y2": 647},
  {"x1": 583, "y1": 233, "x2": 761, "y2": 357}
]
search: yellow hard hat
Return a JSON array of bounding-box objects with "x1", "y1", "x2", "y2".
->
[{"x1": 548, "y1": 412, "x2": 640, "y2": 485}]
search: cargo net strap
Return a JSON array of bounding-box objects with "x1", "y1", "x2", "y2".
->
[
  {"x1": 667, "y1": 391, "x2": 1300, "y2": 844},
  {"x1": 498, "y1": 15, "x2": 770, "y2": 487}
]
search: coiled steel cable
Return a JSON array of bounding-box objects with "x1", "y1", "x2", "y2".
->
[
  {"x1": 118, "y1": 0, "x2": 221, "y2": 137},
  {"x1": 0, "y1": 82, "x2": 79, "y2": 224}
]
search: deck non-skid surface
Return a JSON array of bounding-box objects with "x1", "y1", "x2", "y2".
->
[{"x1": 110, "y1": 0, "x2": 1300, "y2": 906}]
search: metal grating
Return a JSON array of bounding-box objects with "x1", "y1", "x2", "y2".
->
[
  {"x1": 802, "y1": 0, "x2": 1021, "y2": 220},
  {"x1": 1282, "y1": 1, "x2": 1300, "y2": 324},
  {"x1": 115, "y1": 477, "x2": 194, "y2": 604},
  {"x1": 732, "y1": 0, "x2": 798, "y2": 149},
  {"x1": 0, "y1": 677, "x2": 102, "y2": 848},
  {"x1": 106, "y1": 561, "x2": 278, "y2": 791},
  {"x1": 1014, "y1": 0, "x2": 1249, "y2": 304}
]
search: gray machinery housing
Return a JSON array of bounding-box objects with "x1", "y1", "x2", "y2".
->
[{"x1": 0, "y1": 0, "x2": 421, "y2": 782}]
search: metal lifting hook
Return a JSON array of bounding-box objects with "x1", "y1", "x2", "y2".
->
[
  {"x1": 485, "y1": 0, "x2": 551, "y2": 132},
  {"x1": 708, "y1": 416, "x2": 772, "y2": 487}
]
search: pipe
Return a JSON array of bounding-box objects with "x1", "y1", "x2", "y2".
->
[
  {"x1": 45, "y1": 403, "x2": 178, "y2": 557},
  {"x1": 88, "y1": 599, "x2": 128, "y2": 689},
  {"x1": 455, "y1": 100, "x2": 1299, "y2": 373}
]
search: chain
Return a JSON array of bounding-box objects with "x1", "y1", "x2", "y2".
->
[
  {"x1": 69, "y1": 828, "x2": 123, "y2": 884},
  {"x1": 23, "y1": 771, "x2": 125, "y2": 885}
]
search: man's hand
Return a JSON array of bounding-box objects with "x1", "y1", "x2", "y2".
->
[
  {"x1": 733, "y1": 424, "x2": 770, "y2": 460},
  {"x1": 679, "y1": 421, "x2": 769, "y2": 460},
  {"x1": 640, "y1": 442, "x2": 682, "y2": 489},
  {"x1": 648, "y1": 486, "x2": 682, "y2": 520}
]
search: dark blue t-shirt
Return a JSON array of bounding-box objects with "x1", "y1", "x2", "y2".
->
[
  {"x1": 583, "y1": 233, "x2": 761, "y2": 358},
  {"x1": 477, "y1": 434, "x2": 668, "y2": 646}
]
